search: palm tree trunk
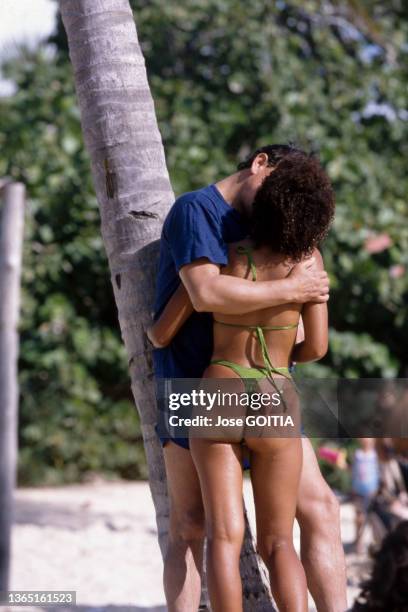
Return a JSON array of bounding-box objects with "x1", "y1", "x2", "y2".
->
[{"x1": 59, "y1": 1, "x2": 274, "y2": 608}]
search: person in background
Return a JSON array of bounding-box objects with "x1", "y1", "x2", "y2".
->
[
  {"x1": 351, "y1": 438, "x2": 379, "y2": 553},
  {"x1": 393, "y1": 437, "x2": 408, "y2": 490},
  {"x1": 352, "y1": 520, "x2": 408, "y2": 612},
  {"x1": 373, "y1": 439, "x2": 408, "y2": 530}
]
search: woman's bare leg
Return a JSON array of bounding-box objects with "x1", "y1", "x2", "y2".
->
[
  {"x1": 247, "y1": 436, "x2": 308, "y2": 612},
  {"x1": 190, "y1": 438, "x2": 244, "y2": 612}
]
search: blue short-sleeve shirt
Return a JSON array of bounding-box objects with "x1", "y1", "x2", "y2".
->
[{"x1": 153, "y1": 184, "x2": 249, "y2": 378}]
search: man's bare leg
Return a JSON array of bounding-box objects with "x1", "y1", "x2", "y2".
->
[
  {"x1": 163, "y1": 441, "x2": 205, "y2": 612},
  {"x1": 296, "y1": 438, "x2": 348, "y2": 612}
]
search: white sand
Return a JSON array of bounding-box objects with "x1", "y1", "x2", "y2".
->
[{"x1": 6, "y1": 478, "x2": 368, "y2": 611}]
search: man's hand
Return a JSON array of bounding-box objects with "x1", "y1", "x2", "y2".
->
[{"x1": 288, "y1": 255, "x2": 329, "y2": 304}]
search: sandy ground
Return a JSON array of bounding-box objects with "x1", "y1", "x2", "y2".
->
[{"x1": 5, "y1": 478, "x2": 371, "y2": 612}]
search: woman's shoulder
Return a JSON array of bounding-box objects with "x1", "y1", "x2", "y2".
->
[
  {"x1": 225, "y1": 239, "x2": 290, "y2": 280},
  {"x1": 221, "y1": 239, "x2": 255, "y2": 279},
  {"x1": 229, "y1": 241, "x2": 323, "y2": 263},
  {"x1": 225, "y1": 242, "x2": 324, "y2": 280},
  {"x1": 226, "y1": 239, "x2": 254, "y2": 262},
  {"x1": 228, "y1": 238, "x2": 254, "y2": 251}
]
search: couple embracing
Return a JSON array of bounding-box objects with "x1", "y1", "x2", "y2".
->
[{"x1": 148, "y1": 145, "x2": 348, "y2": 611}]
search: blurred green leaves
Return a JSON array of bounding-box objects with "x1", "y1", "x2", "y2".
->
[{"x1": 1, "y1": 47, "x2": 143, "y2": 484}]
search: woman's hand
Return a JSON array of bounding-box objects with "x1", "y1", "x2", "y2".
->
[
  {"x1": 146, "y1": 324, "x2": 168, "y2": 349},
  {"x1": 146, "y1": 283, "x2": 195, "y2": 349}
]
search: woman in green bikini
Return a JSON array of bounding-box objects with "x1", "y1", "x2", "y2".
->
[{"x1": 148, "y1": 151, "x2": 334, "y2": 612}]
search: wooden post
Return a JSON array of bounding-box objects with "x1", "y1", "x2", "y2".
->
[{"x1": 0, "y1": 181, "x2": 25, "y2": 591}]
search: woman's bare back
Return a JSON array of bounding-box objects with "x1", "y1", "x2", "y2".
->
[{"x1": 212, "y1": 239, "x2": 302, "y2": 370}]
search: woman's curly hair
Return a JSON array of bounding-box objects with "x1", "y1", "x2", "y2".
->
[
  {"x1": 249, "y1": 150, "x2": 335, "y2": 262},
  {"x1": 352, "y1": 521, "x2": 408, "y2": 612}
]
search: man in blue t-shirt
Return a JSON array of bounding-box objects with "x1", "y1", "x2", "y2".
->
[{"x1": 152, "y1": 145, "x2": 347, "y2": 611}]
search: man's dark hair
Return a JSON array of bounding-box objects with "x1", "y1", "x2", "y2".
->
[
  {"x1": 352, "y1": 520, "x2": 408, "y2": 612},
  {"x1": 249, "y1": 149, "x2": 335, "y2": 262},
  {"x1": 237, "y1": 143, "x2": 304, "y2": 171}
]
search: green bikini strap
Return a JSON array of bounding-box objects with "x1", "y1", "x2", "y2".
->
[
  {"x1": 255, "y1": 325, "x2": 296, "y2": 413},
  {"x1": 236, "y1": 245, "x2": 257, "y2": 281},
  {"x1": 214, "y1": 320, "x2": 298, "y2": 331},
  {"x1": 211, "y1": 359, "x2": 249, "y2": 379},
  {"x1": 255, "y1": 326, "x2": 291, "y2": 381}
]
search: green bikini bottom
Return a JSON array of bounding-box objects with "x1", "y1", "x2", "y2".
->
[
  {"x1": 210, "y1": 359, "x2": 295, "y2": 414},
  {"x1": 210, "y1": 359, "x2": 291, "y2": 380},
  {"x1": 210, "y1": 358, "x2": 292, "y2": 398}
]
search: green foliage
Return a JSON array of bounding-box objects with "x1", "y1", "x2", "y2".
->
[
  {"x1": 1, "y1": 0, "x2": 407, "y2": 483},
  {"x1": 311, "y1": 439, "x2": 355, "y2": 494},
  {"x1": 0, "y1": 48, "x2": 144, "y2": 484},
  {"x1": 318, "y1": 458, "x2": 352, "y2": 494}
]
